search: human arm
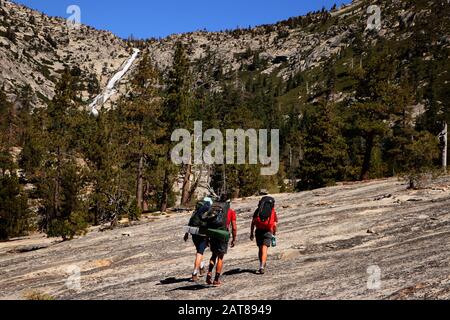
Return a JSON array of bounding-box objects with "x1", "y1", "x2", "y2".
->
[
  {"x1": 272, "y1": 211, "x2": 278, "y2": 236},
  {"x1": 250, "y1": 210, "x2": 257, "y2": 241},
  {"x1": 230, "y1": 218, "x2": 237, "y2": 247}
]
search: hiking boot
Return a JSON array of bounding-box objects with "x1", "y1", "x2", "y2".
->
[
  {"x1": 256, "y1": 268, "x2": 266, "y2": 275},
  {"x1": 213, "y1": 279, "x2": 222, "y2": 287},
  {"x1": 206, "y1": 273, "x2": 213, "y2": 285},
  {"x1": 191, "y1": 274, "x2": 199, "y2": 282}
]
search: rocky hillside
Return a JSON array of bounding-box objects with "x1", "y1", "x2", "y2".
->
[
  {"x1": 147, "y1": 0, "x2": 449, "y2": 87},
  {"x1": 0, "y1": 0, "x2": 132, "y2": 107},
  {"x1": 147, "y1": 2, "x2": 357, "y2": 80},
  {"x1": 1, "y1": 177, "x2": 449, "y2": 300},
  {"x1": 2, "y1": 0, "x2": 448, "y2": 108}
]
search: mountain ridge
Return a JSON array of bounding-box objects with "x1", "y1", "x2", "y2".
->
[
  {"x1": 4, "y1": 0, "x2": 443, "y2": 109},
  {"x1": 1, "y1": 0, "x2": 132, "y2": 107}
]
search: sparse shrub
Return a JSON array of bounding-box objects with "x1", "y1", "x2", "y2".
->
[
  {"x1": 127, "y1": 199, "x2": 141, "y2": 222},
  {"x1": 276, "y1": 29, "x2": 290, "y2": 40},
  {"x1": 44, "y1": 33, "x2": 57, "y2": 49},
  {"x1": 47, "y1": 211, "x2": 88, "y2": 241},
  {"x1": 403, "y1": 132, "x2": 441, "y2": 189},
  {"x1": 23, "y1": 290, "x2": 55, "y2": 300}
]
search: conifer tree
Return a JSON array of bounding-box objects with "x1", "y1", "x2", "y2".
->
[
  {"x1": 0, "y1": 87, "x2": 18, "y2": 180},
  {"x1": 404, "y1": 132, "x2": 440, "y2": 189},
  {"x1": 383, "y1": 82, "x2": 416, "y2": 175},
  {"x1": 0, "y1": 173, "x2": 30, "y2": 240},
  {"x1": 348, "y1": 46, "x2": 397, "y2": 180},
  {"x1": 119, "y1": 52, "x2": 163, "y2": 213},
  {"x1": 161, "y1": 42, "x2": 194, "y2": 209},
  {"x1": 78, "y1": 109, "x2": 127, "y2": 227},
  {"x1": 17, "y1": 86, "x2": 44, "y2": 179},
  {"x1": 0, "y1": 88, "x2": 30, "y2": 240},
  {"x1": 36, "y1": 69, "x2": 87, "y2": 239},
  {"x1": 297, "y1": 101, "x2": 348, "y2": 190}
]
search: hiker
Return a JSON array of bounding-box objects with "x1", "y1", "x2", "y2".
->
[
  {"x1": 250, "y1": 196, "x2": 278, "y2": 274},
  {"x1": 206, "y1": 196, "x2": 237, "y2": 286},
  {"x1": 184, "y1": 197, "x2": 213, "y2": 282}
]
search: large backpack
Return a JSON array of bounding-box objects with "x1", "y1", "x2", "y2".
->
[
  {"x1": 254, "y1": 196, "x2": 276, "y2": 231},
  {"x1": 188, "y1": 201, "x2": 211, "y2": 228},
  {"x1": 201, "y1": 202, "x2": 230, "y2": 230}
]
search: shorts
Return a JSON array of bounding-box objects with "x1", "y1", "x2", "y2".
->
[
  {"x1": 192, "y1": 235, "x2": 208, "y2": 255},
  {"x1": 210, "y1": 237, "x2": 228, "y2": 255},
  {"x1": 255, "y1": 229, "x2": 273, "y2": 247}
]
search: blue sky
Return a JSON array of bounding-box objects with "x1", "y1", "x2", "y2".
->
[{"x1": 13, "y1": 0, "x2": 351, "y2": 39}]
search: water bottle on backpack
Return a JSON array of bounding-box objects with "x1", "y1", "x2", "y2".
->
[{"x1": 184, "y1": 226, "x2": 202, "y2": 236}]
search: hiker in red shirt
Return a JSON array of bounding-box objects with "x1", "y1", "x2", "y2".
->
[
  {"x1": 206, "y1": 198, "x2": 237, "y2": 286},
  {"x1": 250, "y1": 196, "x2": 278, "y2": 274}
]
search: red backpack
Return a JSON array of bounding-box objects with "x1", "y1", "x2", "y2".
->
[{"x1": 254, "y1": 196, "x2": 276, "y2": 231}]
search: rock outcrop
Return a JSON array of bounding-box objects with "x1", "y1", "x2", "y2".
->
[{"x1": 1, "y1": 177, "x2": 449, "y2": 300}]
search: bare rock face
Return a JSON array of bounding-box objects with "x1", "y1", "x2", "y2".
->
[
  {"x1": 144, "y1": 0, "x2": 442, "y2": 86},
  {"x1": 0, "y1": 0, "x2": 131, "y2": 107},
  {"x1": 0, "y1": 177, "x2": 449, "y2": 300},
  {"x1": 2, "y1": 0, "x2": 445, "y2": 108}
]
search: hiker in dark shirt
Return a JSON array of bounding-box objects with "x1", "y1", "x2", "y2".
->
[
  {"x1": 184, "y1": 197, "x2": 213, "y2": 282},
  {"x1": 206, "y1": 200, "x2": 237, "y2": 286}
]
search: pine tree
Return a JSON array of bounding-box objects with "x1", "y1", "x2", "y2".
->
[
  {"x1": 416, "y1": 45, "x2": 450, "y2": 171},
  {"x1": 281, "y1": 104, "x2": 303, "y2": 186},
  {"x1": 0, "y1": 89, "x2": 30, "y2": 240},
  {"x1": 119, "y1": 52, "x2": 164, "y2": 213},
  {"x1": 77, "y1": 109, "x2": 128, "y2": 227},
  {"x1": 383, "y1": 82, "x2": 416, "y2": 175},
  {"x1": 0, "y1": 173, "x2": 30, "y2": 240},
  {"x1": 297, "y1": 101, "x2": 348, "y2": 190},
  {"x1": 404, "y1": 132, "x2": 440, "y2": 189},
  {"x1": 41, "y1": 161, "x2": 87, "y2": 240},
  {"x1": 87, "y1": 73, "x2": 100, "y2": 96},
  {"x1": 161, "y1": 42, "x2": 194, "y2": 209},
  {"x1": 18, "y1": 124, "x2": 44, "y2": 178},
  {"x1": 17, "y1": 84, "x2": 34, "y2": 111},
  {"x1": 324, "y1": 57, "x2": 337, "y2": 101},
  {"x1": 17, "y1": 86, "x2": 44, "y2": 178},
  {"x1": 36, "y1": 69, "x2": 87, "y2": 239},
  {"x1": 0, "y1": 87, "x2": 16, "y2": 174},
  {"x1": 348, "y1": 45, "x2": 397, "y2": 180}
]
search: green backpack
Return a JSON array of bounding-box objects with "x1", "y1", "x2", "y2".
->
[{"x1": 202, "y1": 202, "x2": 230, "y2": 230}]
